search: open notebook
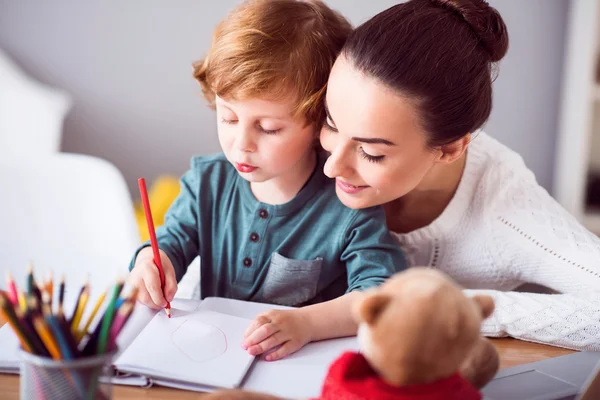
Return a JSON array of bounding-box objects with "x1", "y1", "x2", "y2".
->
[{"x1": 0, "y1": 297, "x2": 360, "y2": 398}]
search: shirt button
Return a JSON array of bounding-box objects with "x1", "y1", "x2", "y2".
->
[
  {"x1": 249, "y1": 232, "x2": 259, "y2": 242},
  {"x1": 243, "y1": 257, "x2": 252, "y2": 267},
  {"x1": 258, "y1": 209, "x2": 268, "y2": 219}
]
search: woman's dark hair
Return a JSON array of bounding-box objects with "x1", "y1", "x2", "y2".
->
[{"x1": 342, "y1": 0, "x2": 509, "y2": 147}]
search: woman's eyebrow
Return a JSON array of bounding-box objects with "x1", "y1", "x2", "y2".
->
[{"x1": 351, "y1": 136, "x2": 396, "y2": 146}]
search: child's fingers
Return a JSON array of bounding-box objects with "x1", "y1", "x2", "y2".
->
[
  {"x1": 242, "y1": 319, "x2": 280, "y2": 348},
  {"x1": 264, "y1": 341, "x2": 297, "y2": 362},
  {"x1": 246, "y1": 332, "x2": 285, "y2": 356},
  {"x1": 142, "y1": 271, "x2": 167, "y2": 308},
  {"x1": 136, "y1": 284, "x2": 161, "y2": 309},
  {"x1": 243, "y1": 315, "x2": 271, "y2": 338},
  {"x1": 163, "y1": 263, "x2": 177, "y2": 302}
]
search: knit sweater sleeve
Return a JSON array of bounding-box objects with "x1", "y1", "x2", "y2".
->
[{"x1": 464, "y1": 155, "x2": 600, "y2": 351}]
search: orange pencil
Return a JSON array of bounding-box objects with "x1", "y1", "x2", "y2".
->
[{"x1": 138, "y1": 178, "x2": 171, "y2": 317}]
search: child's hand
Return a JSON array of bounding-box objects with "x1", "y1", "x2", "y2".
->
[
  {"x1": 241, "y1": 309, "x2": 312, "y2": 361},
  {"x1": 128, "y1": 247, "x2": 177, "y2": 309}
]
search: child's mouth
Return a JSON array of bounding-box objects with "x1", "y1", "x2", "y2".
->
[{"x1": 235, "y1": 162, "x2": 258, "y2": 173}]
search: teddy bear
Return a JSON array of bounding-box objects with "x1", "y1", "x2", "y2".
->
[
  {"x1": 317, "y1": 267, "x2": 499, "y2": 399},
  {"x1": 203, "y1": 267, "x2": 499, "y2": 400}
]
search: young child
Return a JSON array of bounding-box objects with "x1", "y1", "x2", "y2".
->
[{"x1": 128, "y1": 0, "x2": 406, "y2": 361}]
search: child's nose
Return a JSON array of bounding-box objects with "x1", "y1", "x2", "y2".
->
[{"x1": 235, "y1": 128, "x2": 256, "y2": 153}]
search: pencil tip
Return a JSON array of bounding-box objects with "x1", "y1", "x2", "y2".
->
[
  {"x1": 42, "y1": 291, "x2": 51, "y2": 304},
  {"x1": 27, "y1": 263, "x2": 33, "y2": 273}
]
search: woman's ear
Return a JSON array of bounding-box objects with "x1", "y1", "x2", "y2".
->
[
  {"x1": 437, "y1": 133, "x2": 471, "y2": 164},
  {"x1": 354, "y1": 293, "x2": 391, "y2": 325}
]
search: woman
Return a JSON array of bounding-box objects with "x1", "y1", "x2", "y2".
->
[{"x1": 321, "y1": 0, "x2": 600, "y2": 351}]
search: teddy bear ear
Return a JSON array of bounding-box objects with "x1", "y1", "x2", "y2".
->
[
  {"x1": 355, "y1": 293, "x2": 391, "y2": 325},
  {"x1": 471, "y1": 294, "x2": 495, "y2": 319}
]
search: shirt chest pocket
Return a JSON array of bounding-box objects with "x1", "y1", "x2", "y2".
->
[{"x1": 260, "y1": 252, "x2": 323, "y2": 307}]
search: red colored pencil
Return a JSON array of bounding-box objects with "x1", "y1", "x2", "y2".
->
[{"x1": 137, "y1": 178, "x2": 171, "y2": 317}]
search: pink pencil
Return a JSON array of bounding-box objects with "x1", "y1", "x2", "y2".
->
[{"x1": 5, "y1": 271, "x2": 18, "y2": 306}]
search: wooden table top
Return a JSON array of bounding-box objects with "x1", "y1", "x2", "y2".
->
[{"x1": 0, "y1": 318, "x2": 575, "y2": 400}]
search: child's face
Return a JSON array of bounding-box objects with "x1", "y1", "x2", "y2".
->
[{"x1": 216, "y1": 95, "x2": 316, "y2": 184}]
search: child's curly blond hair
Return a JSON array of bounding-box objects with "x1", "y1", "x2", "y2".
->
[{"x1": 193, "y1": 0, "x2": 352, "y2": 129}]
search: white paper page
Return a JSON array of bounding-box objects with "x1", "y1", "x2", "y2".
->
[
  {"x1": 113, "y1": 301, "x2": 158, "y2": 358},
  {"x1": 199, "y1": 296, "x2": 361, "y2": 398},
  {"x1": 116, "y1": 299, "x2": 202, "y2": 355},
  {"x1": 199, "y1": 297, "x2": 290, "y2": 318},
  {"x1": 0, "y1": 323, "x2": 20, "y2": 373},
  {"x1": 115, "y1": 308, "x2": 255, "y2": 389},
  {"x1": 243, "y1": 336, "x2": 359, "y2": 399}
]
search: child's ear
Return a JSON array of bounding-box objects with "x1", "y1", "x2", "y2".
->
[
  {"x1": 355, "y1": 293, "x2": 391, "y2": 325},
  {"x1": 472, "y1": 294, "x2": 495, "y2": 319}
]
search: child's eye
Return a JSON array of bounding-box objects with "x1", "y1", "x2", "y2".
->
[
  {"x1": 220, "y1": 118, "x2": 237, "y2": 124},
  {"x1": 259, "y1": 126, "x2": 281, "y2": 135},
  {"x1": 359, "y1": 147, "x2": 384, "y2": 163}
]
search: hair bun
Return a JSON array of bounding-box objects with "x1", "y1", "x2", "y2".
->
[{"x1": 431, "y1": 0, "x2": 508, "y2": 62}]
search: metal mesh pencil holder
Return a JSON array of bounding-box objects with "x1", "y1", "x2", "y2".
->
[{"x1": 19, "y1": 350, "x2": 114, "y2": 400}]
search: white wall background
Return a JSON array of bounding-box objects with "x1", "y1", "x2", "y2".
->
[{"x1": 0, "y1": 0, "x2": 569, "y2": 196}]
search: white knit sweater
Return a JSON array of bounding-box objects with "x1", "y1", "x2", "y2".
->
[{"x1": 392, "y1": 132, "x2": 600, "y2": 351}]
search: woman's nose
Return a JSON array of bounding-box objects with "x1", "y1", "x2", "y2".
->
[{"x1": 323, "y1": 147, "x2": 351, "y2": 179}]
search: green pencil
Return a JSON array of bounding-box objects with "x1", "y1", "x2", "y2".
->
[{"x1": 96, "y1": 280, "x2": 124, "y2": 354}]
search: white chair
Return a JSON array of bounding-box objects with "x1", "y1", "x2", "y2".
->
[
  {"x1": 0, "y1": 48, "x2": 71, "y2": 155},
  {"x1": 0, "y1": 154, "x2": 140, "y2": 295}
]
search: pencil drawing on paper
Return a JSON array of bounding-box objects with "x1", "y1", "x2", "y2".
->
[{"x1": 171, "y1": 319, "x2": 228, "y2": 363}]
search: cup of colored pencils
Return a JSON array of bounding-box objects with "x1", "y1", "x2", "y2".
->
[{"x1": 1, "y1": 266, "x2": 137, "y2": 400}]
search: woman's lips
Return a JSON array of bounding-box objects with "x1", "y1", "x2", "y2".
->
[{"x1": 336, "y1": 178, "x2": 369, "y2": 194}]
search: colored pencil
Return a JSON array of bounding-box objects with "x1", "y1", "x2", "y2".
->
[
  {"x1": 76, "y1": 289, "x2": 106, "y2": 343},
  {"x1": 5, "y1": 271, "x2": 18, "y2": 305},
  {"x1": 0, "y1": 293, "x2": 33, "y2": 353},
  {"x1": 70, "y1": 279, "x2": 89, "y2": 332},
  {"x1": 108, "y1": 300, "x2": 135, "y2": 351},
  {"x1": 46, "y1": 271, "x2": 53, "y2": 301},
  {"x1": 27, "y1": 263, "x2": 34, "y2": 296},
  {"x1": 58, "y1": 275, "x2": 65, "y2": 315},
  {"x1": 17, "y1": 289, "x2": 27, "y2": 313},
  {"x1": 18, "y1": 302, "x2": 50, "y2": 357},
  {"x1": 138, "y1": 177, "x2": 171, "y2": 318},
  {"x1": 2, "y1": 268, "x2": 135, "y2": 359},
  {"x1": 96, "y1": 279, "x2": 124, "y2": 354}
]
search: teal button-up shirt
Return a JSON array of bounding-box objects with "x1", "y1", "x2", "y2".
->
[{"x1": 130, "y1": 152, "x2": 406, "y2": 306}]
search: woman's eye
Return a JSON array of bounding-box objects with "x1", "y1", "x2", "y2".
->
[
  {"x1": 323, "y1": 116, "x2": 338, "y2": 132},
  {"x1": 220, "y1": 118, "x2": 237, "y2": 124},
  {"x1": 360, "y1": 147, "x2": 384, "y2": 163}
]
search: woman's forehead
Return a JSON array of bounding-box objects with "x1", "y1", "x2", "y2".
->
[{"x1": 327, "y1": 58, "x2": 422, "y2": 138}]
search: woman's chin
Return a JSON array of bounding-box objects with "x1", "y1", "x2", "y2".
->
[{"x1": 336, "y1": 187, "x2": 378, "y2": 209}]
